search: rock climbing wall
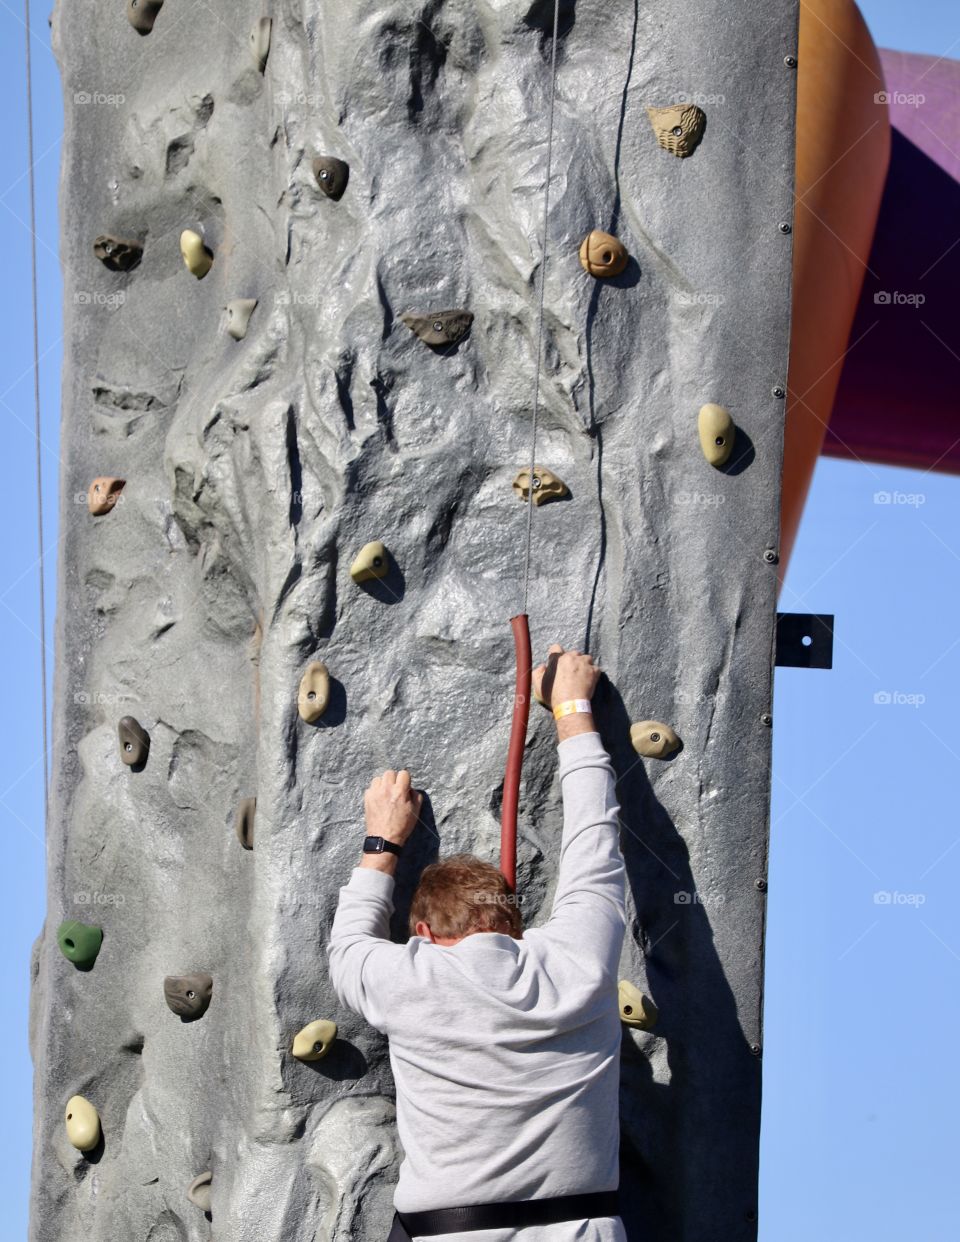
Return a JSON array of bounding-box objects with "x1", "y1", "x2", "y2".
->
[{"x1": 31, "y1": 0, "x2": 798, "y2": 1238}]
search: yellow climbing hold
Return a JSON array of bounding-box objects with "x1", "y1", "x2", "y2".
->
[
  {"x1": 187, "y1": 1170, "x2": 213, "y2": 1211},
  {"x1": 292, "y1": 1019, "x2": 338, "y2": 1062},
  {"x1": 350, "y1": 540, "x2": 389, "y2": 584},
  {"x1": 65, "y1": 1094, "x2": 100, "y2": 1151},
  {"x1": 87, "y1": 477, "x2": 125, "y2": 515},
  {"x1": 618, "y1": 980, "x2": 659, "y2": 1030},
  {"x1": 180, "y1": 229, "x2": 213, "y2": 279},
  {"x1": 630, "y1": 720, "x2": 680, "y2": 759},
  {"x1": 513, "y1": 466, "x2": 569, "y2": 507},
  {"x1": 298, "y1": 661, "x2": 331, "y2": 723},
  {"x1": 698, "y1": 404, "x2": 735, "y2": 467},
  {"x1": 578, "y1": 230, "x2": 629, "y2": 279}
]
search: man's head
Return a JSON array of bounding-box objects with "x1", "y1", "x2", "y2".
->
[{"x1": 410, "y1": 853, "x2": 523, "y2": 945}]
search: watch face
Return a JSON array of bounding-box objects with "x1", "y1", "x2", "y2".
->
[{"x1": 363, "y1": 836, "x2": 383, "y2": 853}]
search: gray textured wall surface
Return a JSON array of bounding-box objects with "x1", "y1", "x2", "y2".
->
[{"x1": 31, "y1": 0, "x2": 798, "y2": 1238}]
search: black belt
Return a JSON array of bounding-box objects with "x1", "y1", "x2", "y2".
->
[{"x1": 391, "y1": 1189, "x2": 620, "y2": 1237}]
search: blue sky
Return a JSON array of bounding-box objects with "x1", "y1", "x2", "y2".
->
[{"x1": 2, "y1": 2, "x2": 957, "y2": 1239}]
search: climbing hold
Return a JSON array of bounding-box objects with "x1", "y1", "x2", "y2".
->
[
  {"x1": 618, "y1": 980, "x2": 659, "y2": 1030},
  {"x1": 400, "y1": 310, "x2": 473, "y2": 347},
  {"x1": 250, "y1": 17, "x2": 272, "y2": 73},
  {"x1": 187, "y1": 1170, "x2": 213, "y2": 1212},
  {"x1": 235, "y1": 797, "x2": 255, "y2": 850},
  {"x1": 513, "y1": 466, "x2": 569, "y2": 507},
  {"x1": 94, "y1": 235, "x2": 142, "y2": 272},
  {"x1": 87, "y1": 477, "x2": 125, "y2": 515},
  {"x1": 312, "y1": 156, "x2": 350, "y2": 202},
  {"x1": 298, "y1": 661, "x2": 331, "y2": 723},
  {"x1": 698, "y1": 404, "x2": 736, "y2": 467},
  {"x1": 163, "y1": 973, "x2": 213, "y2": 1020},
  {"x1": 350, "y1": 540, "x2": 390, "y2": 584},
  {"x1": 118, "y1": 716, "x2": 150, "y2": 766},
  {"x1": 226, "y1": 298, "x2": 257, "y2": 341},
  {"x1": 578, "y1": 230, "x2": 629, "y2": 279},
  {"x1": 57, "y1": 920, "x2": 103, "y2": 968},
  {"x1": 646, "y1": 103, "x2": 707, "y2": 158},
  {"x1": 630, "y1": 720, "x2": 680, "y2": 759},
  {"x1": 126, "y1": 0, "x2": 163, "y2": 35},
  {"x1": 292, "y1": 1019, "x2": 338, "y2": 1062},
  {"x1": 180, "y1": 229, "x2": 214, "y2": 279},
  {"x1": 65, "y1": 1095, "x2": 101, "y2": 1152}
]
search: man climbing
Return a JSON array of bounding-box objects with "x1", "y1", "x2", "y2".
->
[{"x1": 328, "y1": 644, "x2": 628, "y2": 1242}]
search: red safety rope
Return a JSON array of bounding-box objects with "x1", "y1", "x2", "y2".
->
[{"x1": 500, "y1": 614, "x2": 532, "y2": 890}]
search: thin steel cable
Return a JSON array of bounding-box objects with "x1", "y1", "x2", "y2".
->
[
  {"x1": 521, "y1": 0, "x2": 561, "y2": 617},
  {"x1": 23, "y1": 0, "x2": 50, "y2": 825}
]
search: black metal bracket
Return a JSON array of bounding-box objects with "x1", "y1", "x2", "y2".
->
[{"x1": 775, "y1": 613, "x2": 834, "y2": 669}]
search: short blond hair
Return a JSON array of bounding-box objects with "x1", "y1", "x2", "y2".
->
[{"x1": 409, "y1": 853, "x2": 523, "y2": 939}]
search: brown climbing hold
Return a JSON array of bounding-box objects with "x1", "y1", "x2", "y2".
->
[
  {"x1": 698, "y1": 404, "x2": 736, "y2": 467},
  {"x1": 513, "y1": 466, "x2": 569, "y2": 507},
  {"x1": 126, "y1": 0, "x2": 163, "y2": 35},
  {"x1": 618, "y1": 979, "x2": 659, "y2": 1030},
  {"x1": 646, "y1": 103, "x2": 707, "y2": 158},
  {"x1": 292, "y1": 1019, "x2": 338, "y2": 1062},
  {"x1": 235, "y1": 797, "x2": 255, "y2": 850},
  {"x1": 187, "y1": 1170, "x2": 213, "y2": 1212},
  {"x1": 312, "y1": 157, "x2": 350, "y2": 202},
  {"x1": 401, "y1": 310, "x2": 473, "y2": 347},
  {"x1": 118, "y1": 716, "x2": 150, "y2": 766},
  {"x1": 163, "y1": 973, "x2": 213, "y2": 1020},
  {"x1": 88, "y1": 477, "x2": 125, "y2": 515},
  {"x1": 94, "y1": 235, "x2": 142, "y2": 272},
  {"x1": 578, "y1": 230, "x2": 629, "y2": 279},
  {"x1": 65, "y1": 1094, "x2": 101, "y2": 1152},
  {"x1": 630, "y1": 720, "x2": 680, "y2": 759},
  {"x1": 226, "y1": 298, "x2": 257, "y2": 341},
  {"x1": 250, "y1": 17, "x2": 272, "y2": 72},
  {"x1": 298, "y1": 662, "x2": 331, "y2": 723},
  {"x1": 180, "y1": 229, "x2": 213, "y2": 279},
  {"x1": 350, "y1": 540, "x2": 390, "y2": 584}
]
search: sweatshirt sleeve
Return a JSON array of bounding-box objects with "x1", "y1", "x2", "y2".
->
[
  {"x1": 536, "y1": 730, "x2": 627, "y2": 983},
  {"x1": 327, "y1": 865, "x2": 408, "y2": 1035}
]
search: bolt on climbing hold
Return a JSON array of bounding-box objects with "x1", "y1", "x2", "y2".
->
[
  {"x1": 400, "y1": 310, "x2": 473, "y2": 347},
  {"x1": 126, "y1": 0, "x2": 163, "y2": 35},
  {"x1": 618, "y1": 980, "x2": 659, "y2": 1030},
  {"x1": 250, "y1": 17, "x2": 272, "y2": 72},
  {"x1": 298, "y1": 661, "x2": 331, "y2": 722},
  {"x1": 180, "y1": 229, "x2": 214, "y2": 279},
  {"x1": 235, "y1": 797, "x2": 256, "y2": 850},
  {"x1": 94, "y1": 234, "x2": 142, "y2": 272},
  {"x1": 163, "y1": 973, "x2": 213, "y2": 1019},
  {"x1": 57, "y1": 920, "x2": 103, "y2": 968},
  {"x1": 630, "y1": 720, "x2": 680, "y2": 759},
  {"x1": 187, "y1": 1170, "x2": 213, "y2": 1212},
  {"x1": 755, "y1": 878, "x2": 768, "y2": 892},
  {"x1": 87, "y1": 476, "x2": 125, "y2": 515},
  {"x1": 118, "y1": 716, "x2": 150, "y2": 766},
  {"x1": 513, "y1": 466, "x2": 569, "y2": 507},
  {"x1": 772, "y1": 384, "x2": 786, "y2": 399},
  {"x1": 226, "y1": 298, "x2": 257, "y2": 341},
  {"x1": 698, "y1": 404, "x2": 736, "y2": 467},
  {"x1": 784, "y1": 54, "x2": 798, "y2": 68},
  {"x1": 778, "y1": 221, "x2": 792, "y2": 234},
  {"x1": 762, "y1": 548, "x2": 778, "y2": 564},
  {"x1": 350, "y1": 540, "x2": 390, "y2": 584},
  {"x1": 312, "y1": 156, "x2": 350, "y2": 201},
  {"x1": 760, "y1": 712, "x2": 773, "y2": 727},
  {"x1": 65, "y1": 1094, "x2": 101, "y2": 1152},
  {"x1": 646, "y1": 103, "x2": 707, "y2": 157},
  {"x1": 292, "y1": 1019, "x2": 338, "y2": 1062},
  {"x1": 578, "y1": 230, "x2": 629, "y2": 279}
]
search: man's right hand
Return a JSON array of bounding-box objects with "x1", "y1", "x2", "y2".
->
[{"x1": 533, "y1": 644, "x2": 602, "y2": 710}]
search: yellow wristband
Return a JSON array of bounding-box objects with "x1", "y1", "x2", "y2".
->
[{"x1": 553, "y1": 699, "x2": 593, "y2": 720}]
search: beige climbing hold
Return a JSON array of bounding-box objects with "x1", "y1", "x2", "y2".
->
[
  {"x1": 292, "y1": 1019, "x2": 338, "y2": 1062},
  {"x1": 618, "y1": 980, "x2": 659, "y2": 1030},
  {"x1": 94, "y1": 234, "x2": 142, "y2": 272},
  {"x1": 698, "y1": 404, "x2": 736, "y2": 467},
  {"x1": 350, "y1": 540, "x2": 389, "y2": 584},
  {"x1": 187, "y1": 1170, "x2": 213, "y2": 1212},
  {"x1": 87, "y1": 477, "x2": 125, "y2": 515},
  {"x1": 578, "y1": 230, "x2": 629, "y2": 279},
  {"x1": 630, "y1": 720, "x2": 680, "y2": 759},
  {"x1": 646, "y1": 103, "x2": 707, "y2": 158},
  {"x1": 298, "y1": 662, "x2": 330, "y2": 723},
  {"x1": 401, "y1": 310, "x2": 473, "y2": 347},
  {"x1": 513, "y1": 466, "x2": 569, "y2": 507},
  {"x1": 226, "y1": 298, "x2": 257, "y2": 341},
  {"x1": 250, "y1": 17, "x2": 272, "y2": 73},
  {"x1": 65, "y1": 1094, "x2": 100, "y2": 1152},
  {"x1": 180, "y1": 229, "x2": 213, "y2": 279},
  {"x1": 126, "y1": 0, "x2": 163, "y2": 35},
  {"x1": 235, "y1": 797, "x2": 255, "y2": 850}
]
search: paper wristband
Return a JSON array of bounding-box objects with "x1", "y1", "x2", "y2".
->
[{"x1": 553, "y1": 699, "x2": 593, "y2": 720}]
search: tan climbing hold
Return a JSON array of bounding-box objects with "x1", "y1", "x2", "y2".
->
[
  {"x1": 350, "y1": 540, "x2": 389, "y2": 584},
  {"x1": 401, "y1": 310, "x2": 473, "y2": 347},
  {"x1": 698, "y1": 404, "x2": 735, "y2": 467},
  {"x1": 235, "y1": 797, "x2": 255, "y2": 850},
  {"x1": 618, "y1": 980, "x2": 659, "y2": 1030},
  {"x1": 180, "y1": 229, "x2": 213, "y2": 279},
  {"x1": 630, "y1": 720, "x2": 680, "y2": 759},
  {"x1": 298, "y1": 661, "x2": 331, "y2": 723},
  {"x1": 226, "y1": 298, "x2": 257, "y2": 341},
  {"x1": 94, "y1": 234, "x2": 142, "y2": 272},
  {"x1": 250, "y1": 17, "x2": 272, "y2": 73},
  {"x1": 163, "y1": 973, "x2": 213, "y2": 1020},
  {"x1": 513, "y1": 466, "x2": 569, "y2": 507},
  {"x1": 647, "y1": 103, "x2": 707, "y2": 158},
  {"x1": 292, "y1": 1019, "x2": 338, "y2": 1062},
  {"x1": 65, "y1": 1094, "x2": 100, "y2": 1152},
  {"x1": 578, "y1": 230, "x2": 629, "y2": 279},
  {"x1": 126, "y1": 0, "x2": 163, "y2": 35},
  {"x1": 187, "y1": 1170, "x2": 213, "y2": 1212},
  {"x1": 88, "y1": 477, "x2": 125, "y2": 515}
]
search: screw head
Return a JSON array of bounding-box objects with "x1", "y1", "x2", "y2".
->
[
  {"x1": 762, "y1": 549, "x2": 778, "y2": 564},
  {"x1": 649, "y1": 732, "x2": 661, "y2": 743},
  {"x1": 186, "y1": 989, "x2": 196, "y2": 999},
  {"x1": 433, "y1": 320, "x2": 443, "y2": 332},
  {"x1": 778, "y1": 221, "x2": 792, "y2": 234},
  {"x1": 319, "y1": 170, "x2": 329, "y2": 180},
  {"x1": 313, "y1": 1040, "x2": 324, "y2": 1053},
  {"x1": 784, "y1": 54, "x2": 797, "y2": 68},
  {"x1": 307, "y1": 690, "x2": 316, "y2": 701},
  {"x1": 372, "y1": 556, "x2": 383, "y2": 567},
  {"x1": 760, "y1": 712, "x2": 773, "y2": 727},
  {"x1": 672, "y1": 125, "x2": 683, "y2": 136},
  {"x1": 531, "y1": 475, "x2": 542, "y2": 489},
  {"x1": 772, "y1": 384, "x2": 786, "y2": 399},
  {"x1": 124, "y1": 741, "x2": 133, "y2": 752},
  {"x1": 755, "y1": 878, "x2": 768, "y2": 892},
  {"x1": 750, "y1": 1042, "x2": 762, "y2": 1056}
]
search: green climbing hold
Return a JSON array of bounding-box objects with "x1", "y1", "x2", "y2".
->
[{"x1": 57, "y1": 920, "x2": 103, "y2": 968}]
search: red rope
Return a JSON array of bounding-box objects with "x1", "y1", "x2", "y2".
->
[{"x1": 501, "y1": 613, "x2": 532, "y2": 890}]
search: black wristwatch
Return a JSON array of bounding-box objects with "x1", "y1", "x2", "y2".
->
[{"x1": 363, "y1": 835, "x2": 403, "y2": 856}]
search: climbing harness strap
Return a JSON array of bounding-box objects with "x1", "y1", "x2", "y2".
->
[{"x1": 389, "y1": 1189, "x2": 621, "y2": 1239}]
